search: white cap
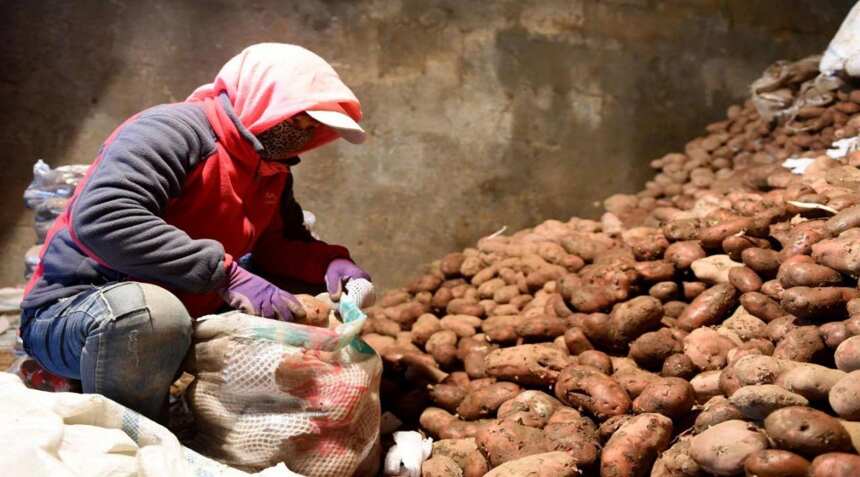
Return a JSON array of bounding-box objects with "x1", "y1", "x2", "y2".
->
[{"x1": 305, "y1": 109, "x2": 367, "y2": 144}]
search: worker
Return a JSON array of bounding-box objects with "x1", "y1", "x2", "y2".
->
[{"x1": 19, "y1": 43, "x2": 372, "y2": 421}]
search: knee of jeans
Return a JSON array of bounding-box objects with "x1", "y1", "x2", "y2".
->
[{"x1": 137, "y1": 283, "x2": 192, "y2": 346}]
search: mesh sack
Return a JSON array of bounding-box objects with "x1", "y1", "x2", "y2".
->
[{"x1": 186, "y1": 311, "x2": 381, "y2": 476}]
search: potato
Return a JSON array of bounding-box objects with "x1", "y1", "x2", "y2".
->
[
  {"x1": 607, "y1": 296, "x2": 664, "y2": 348},
  {"x1": 496, "y1": 390, "x2": 561, "y2": 428},
  {"x1": 412, "y1": 314, "x2": 442, "y2": 344},
  {"x1": 380, "y1": 289, "x2": 410, "y2": 307},
  {"x1": 773, "y1": 326, "x2": 825, "y2": 362},
  {"x1": 720, "y1": 306, "x2": 767, "y2": 340},
  {"x1": 420, "y1": 407, "x2": 487, "y2": 440},
  {"x1": 826, "y1": 204, "x2": 860, "y2": 235},
  {"x1": 581, "y1": 312, "x2": 611, "y2": 345},
  {"x1": 482, "y1": 451, "x2": 578, "y2": 477},
  {"x1": 723, "y1": 234, "x2": 770, "y2": 261},
  {"x1": 622, "y1": 227, "x2": 669, "y2": 260},
  {"x1": 634, "y1": 260, "x2": 675, "y2": 282},
  {"x1": 447, "y1": 298, "x2": 484, "y2": 317},
  {"x1": 829, "y1": 371, "x2": 860, "y2": 420},
  {"x1": 691, "y1": 254, "x2": 742, "y2": 284},
  {"x1": 683, "y1": 327, "x2": 736, "y2": 371},
  {"x1": 728, "y1": 265, "x2": 763, "y2": 292},
  {"x1": 778, "y1": 261, "x2": 842, "y2": 288},
  {"x1": 760, "y1": 279, "x2": 786, "y2": 301},
  {"x1": 743, "y1": 450, "x2": 809, "y2": 477},
  {"x1": 693, "y1": 396, "x2": 744, "y2": 433},
  {"x1": 542, "y1": 408, "x2": 599, "y2": 465},
  {"x1": 475, "y1": 421, "x2": 550, "y2": 467},
  {"x1": 741, "y1": 247, "x2": 781, "y2": 276},
  {"x1": 682, "y1": 281, "x2": 707, "y2": 300},
  {"x1": 430, "y1": 383, "x2": 467, "y2": 412},
  {"x1": 662, "y1": 353, "x2": 696, "y2": 379},
  {"x1": 836, "y1": 336, "x2": 860, "y2": 372},
  {"x1": 812, "y1": 236, "x2": 860, "y2": 276},
  {"x1": 665, "y1": 241, "x2": 707, "y2": 269},
  {"x1": 764, "y1": 406, "x2": 853, "y2": 456},
  {"x1": 650, "y1": 436, "x2": 703, "y2": 477},
  {"x1": 649, "y1": 281, "x2": 679, "y2": 302},
  {"x1": 821, "y1": 321, "x2": 851, "y2": 349},
  {"x1": 690, "y1": 420, "x2": 768, "y2": 476},
  {"x1": 515, "y1": 315, "x2": 567, "y2": 341},
  {"x1": 563, "y1": 327, "x2": 593, "y2": 355},
  {"x1": 728, "y1": 384, "x2": 808, "y2": 419},
  {"x1": 484, "y1": 344, "x2": 570, "y2": 386},
  {"x1": 385, "y1": 301, "x2": 427, "y2": 325},
  {"x1": 554, "y1": 365, "x2": 631, "y2": 419},
  {"x1": 776, "y1": 364, "x2": 846, "y2": 401},
  {"x1": 613, "y1": 367, "x2": 661, "y2": 399},
  {"x1": 690, "y1": 370, "x2": 723, "y2": 403},
  {"x1": 457, "y1": 382, "x2": 521, "y2": 420},
  {"x1": 632, "y1": 377, "x2": 695, "y2": 419},
  {"x1": 481, "y1": 315, "x2": 519, "y2": 343},
  {"x1": 431, "y1": 287, "x2": 454, "y2": 310},
  {"x1": 362, "y1": 333, "x2": 395, "y2": 355},
  {"x1": 600, "y1": 413, "x2": 673, "y2": 477},
  {"x1": 629, "y1": 328, "x2": 682, "y2": 370},
  {"x1": 780, "y1": 286, "x2": 848, "y2": 320},
  {"x1": 426, "y1": 330, "x2": 459, "y2": 366},
  {"x1": 294, "y1": 294, "x2": 331, "y2": 327},
  {"x1": 422, "y1": 455, "x2": 463, "y2": 477},
  {"x1": 577, "y1": 350, "x2": 612, "y2": 374},
  {"x1": 677, "y1": 283, "x2": 738, "y2": 330},
  {"x1": 440, "y1": 253, "x2": 466, "y2": 277},
  {"x1": 430, "y1": 438, "x2": 487, "y2": 477},
  {"x1": 808, "y1": 453, "x2": 860, "y2": 477}
]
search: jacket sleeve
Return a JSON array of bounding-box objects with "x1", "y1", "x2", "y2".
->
[
  {"x1": 252, "y1": 173, "x2": 350, "y2": 284},
  {"x1": 70, "y1": 107, "x2": 230, "y2": 293}
]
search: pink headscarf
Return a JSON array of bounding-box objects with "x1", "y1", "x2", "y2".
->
[{"x1": 187, "y1": 43, "x2": 362, "y2": 153}]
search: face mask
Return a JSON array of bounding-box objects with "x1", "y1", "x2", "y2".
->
[{"x1": 257, "y1": 113, "x2": 319, "y2": 161}]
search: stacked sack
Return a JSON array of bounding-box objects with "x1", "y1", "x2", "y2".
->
[
  {"x1": 364, "y1": 59, "x2": 860, "y2": 477},
  {"x1": 22, "y1": 160, "x2": 87, "y2": 279}
]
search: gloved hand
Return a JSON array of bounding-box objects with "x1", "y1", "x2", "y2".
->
[
  {"x1": 219, "y1": 262, "x2": 306, "y2": 321},
  {"x1": 325, "y1": 258, "x2": 372, "y2": 301}
]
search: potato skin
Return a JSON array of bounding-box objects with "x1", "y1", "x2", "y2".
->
[
  {"x1": 429, "y1": 383, "x2": 467, "y2": 412},
  {"x1": 632, "y1": 377, "x2": 695, "y2": 419},
  {"x1": 835, "y1": 336, "x2": 860, "y2": 372},
  {"x1": 483, "y1": 451, "x2": 579, "y2": 477},
  {"x1": 422, "y1": 455, "x2": 463, "y2": 477},
  {"x1": 728, "y1": 266, "x2": 762, "y2": 292},
  {"x1": 778, "y1": 261, "x2": 842, "y2": 288},
  {"x1": 741, "y1": 247, "x2": 781, "y2": 276},
  {"x1": 607, "y1": 296, "x2": 664, "y2": 349},
  {"x1": 780, "y1": 286, "x2": 847, "y2": 320},
  {"x1": 728, "y1": 384, "x2": 808, "y2": 420},
  {"x1": 693, "y1": 396, "x2": 744, "y2": 433},
  {"x1": 690, "y1": 420, "x2": 768, "y2": 476},
  {"x1": 743, "y1": 449, "x2": 809, "y2": 477},
  {"x1": 496, "y1": 390, "x2": 562, "y2": 428},
  {"x1": 456, "y1": 382, "x2": 521, "y2": 420},
  {"x1": 808, "y1": 453, "x2": 860, "y2": 477},
  {"x1": 665, "y1": 241, "x2": 707, "y2": 269},
  {"x1": 764, "y1": 406, "x2": 853, "y2": 457},
  {"x1": 485, "y1": 344, "x2": 570, "y2": 385},
  {"x1": 829, "y1": 370, "x2": 860, "y2": 420},
  {"x1": 677, "y1": 283, "x2": 738, "y2": 330},
  {"x1": 599, "y1": 413, "x2": 673, "y2": 477},
  {"x1": 740, "y1": 292, "x2": 784, "y2": 322},
  {"x1": 543, "y1": 407, "x2": 599, "y2": 465},
  {"x1": 555, "y1": 365, "x2": 631, "y2": 419},
  {"x1": 475, "y1": 421, "x2": 550, "y2": 467}
]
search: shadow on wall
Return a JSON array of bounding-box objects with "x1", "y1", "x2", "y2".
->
[{"x1": 0, "y1": 2, "x2": 124, "y2": 281}]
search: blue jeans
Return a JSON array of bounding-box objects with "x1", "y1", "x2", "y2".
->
[{"x1": 21, "y1": 282, "x2": 192, "y2": 421}]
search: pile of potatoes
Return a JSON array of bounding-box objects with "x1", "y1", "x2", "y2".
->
[{"x1": 362, "y1": 58, "x2": 860, "y2": 476}]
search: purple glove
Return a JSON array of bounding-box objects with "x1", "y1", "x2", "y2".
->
[
  {"x1": 325, "y1": 258, "x2": 371, "y2": 300},
  {"x1": 219, "y1": 262, "x2": 306, "y2": 321}
]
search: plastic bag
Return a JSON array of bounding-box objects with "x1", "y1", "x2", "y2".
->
[
  {"x1": 23, "y1": 159, "x2": 88, "y2": 210},
  {"x1": 0, "y1": 372, "x2": 299, "y2": 477},
  {"x1": 821, "y1": 2, "x2": 860, "y2": 77},
  {"x1": 186, "y1": 310, "x2": 382, "y2": 476}
]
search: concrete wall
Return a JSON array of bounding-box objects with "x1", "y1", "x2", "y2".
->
[{"x1": 0, "y1": 0, "x2": 854, "y2": 290}]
